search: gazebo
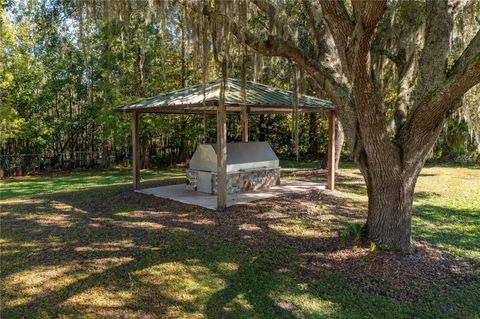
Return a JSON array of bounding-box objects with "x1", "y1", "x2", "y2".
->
[{"x1": 113, "y1": 78, "x2": 336, "y2": 210}]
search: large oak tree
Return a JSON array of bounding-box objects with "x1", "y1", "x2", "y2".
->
[
  {"x1": 78, "y1": 0, "x2": 479, "y2": 252},
  {"x1": 173, "y1": 0, "x2": 480, "y2": 251}
]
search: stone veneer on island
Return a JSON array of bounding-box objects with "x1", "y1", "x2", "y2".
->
[{"x1": 186, "y1": 167, "x2": 280, "y2": 194}]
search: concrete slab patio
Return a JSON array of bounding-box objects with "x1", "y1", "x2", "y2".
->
[{"x1": 136, "y1": 180, "x2": 326, "y2": 210}]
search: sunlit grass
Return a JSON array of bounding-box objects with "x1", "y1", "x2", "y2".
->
[
  {"x1": 413, "y1": 166, "x2": 480, "y2": 261},
  {"x1": 0, "y1": 167, "x2": 184, "y2": 200}
]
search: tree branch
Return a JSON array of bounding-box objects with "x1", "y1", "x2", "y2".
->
[
  {"x1": 251, "y1": 0, "x2": 293, "y2": 40},
  {"x1": 175, "y1": 0, "x2": 362, "y2": 162},
  {"x1": 413, "y1": 0, "x2": 453, "y2": 105},
  {"x1": 360, "y1": 0, "x2": 389, "y2": 31},
  {"x1": 400, "y1": 27, "x2": 480, "y2": 172},
  {"x1": 318, "y1": 0, "x2": 354, "y2": 75},
  {"x1": 302, "y1": 0, "x2": 327, "y2": 57},
  {"x1": 250, "y1": 0, "x2": 362, "y2": 153},
  {"x1": 175, "y1": 0, "x2": 352, "y2": 109},
  {"x1": 448, "y1": 27, "x2": 480, "y2": 80}
]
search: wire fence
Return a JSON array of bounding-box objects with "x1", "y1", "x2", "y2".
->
[
  {"x1": 0, "y1": 147, "x2": 197, "y2": 177},
  {"x1": 0, "y1": 151, "x2": 130, "y2": 177}
]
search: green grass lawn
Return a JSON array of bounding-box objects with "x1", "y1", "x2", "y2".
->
[
  {"x1": 1, "y1": 162, "x2": 479, "y2": 318},
  {"x1": 0, "y1": 167, "x2": 185, "y2": 201}
]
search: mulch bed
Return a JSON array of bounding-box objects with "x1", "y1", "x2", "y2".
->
[{"x1": 306, "y1": 240, "x2": 479, "y2": 302}]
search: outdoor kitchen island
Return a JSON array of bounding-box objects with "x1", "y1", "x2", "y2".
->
[
  {"x1": 136, "y1": 140, "x2": 325, "y2": 210},
  {"x1": 186, "y1": 142, "x2": 281, "y2": 194}
]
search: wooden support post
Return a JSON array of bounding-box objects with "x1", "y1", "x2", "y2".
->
[
  {"x1": 217, "y1": 99, "x2": 227, "y2": 210},
  {"x1": 131, "y1": 111, "x2": 140, "y2": 190},
  {"x1": 327, "y1": 110, "x2": 336, "y2": 190},
  {"x1": 241, "y1": 107, "x2": 249, "y2": 142}
]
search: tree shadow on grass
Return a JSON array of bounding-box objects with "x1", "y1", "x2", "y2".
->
[
  {"x1": 0, "y1": 182, "x2": 478, "y2": 319},
  {"x1": 414, "y1": 191, "x2": 442, "y2": 200},
  {"x1": 283, "y1": 169, "x2": 360, "y2": 184},
  {"x1": 1, "y1": 188, "x2": 336, "y2": 318},
  {"x1": 413, "y1": 203, "x2": 480, "y2": 256}
]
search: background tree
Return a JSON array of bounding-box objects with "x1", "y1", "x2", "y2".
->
[{"x1": 1, "y1": 0, "x2": 335, "y2": 176}]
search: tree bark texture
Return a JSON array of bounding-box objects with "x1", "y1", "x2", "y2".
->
[{"x1": 360, "y1": 159, "x2": 419, "y2": 251}]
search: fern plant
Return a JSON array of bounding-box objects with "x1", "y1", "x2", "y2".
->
[{"x1": 339, "y1": 223, "x2": 365, "y2": 245}]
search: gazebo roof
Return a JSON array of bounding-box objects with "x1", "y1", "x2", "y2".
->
[{"x1": 113, "y1": 78, "x2": 333, "y2": 114}]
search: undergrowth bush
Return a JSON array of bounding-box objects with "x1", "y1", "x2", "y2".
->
[{"x1": 339, "y1": 223, "x2": 365, "y2": 245}]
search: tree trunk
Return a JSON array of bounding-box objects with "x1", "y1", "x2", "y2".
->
[
  {"x1": 308, "y1": 113, "x2": 318, "y2": 158},
  {"x1": 366, "y1": 183, "x2": 414, "y2": 251},
  {"x1": 334, "y1": 120, "x2": 344, "y2": 170},
  {"x1": 101, "y1": 124, "x2": 110, "y2": 168},
  {"x1": 137, "y1": 46, "x2": 145, "y2": 96},
  {"x1": 259, "y1": 114, "x2": 266, "y2": 141},
  {"x1": 69, "y1": 88, "x2": 74, "y2": 168},
  {"x1": 359, "y1": 157, "x2": 419, "y2": 252},
  {"x1": 179, "y1": 116, "x2": 189, "y2": 163},
  {"x1": 141, "y1": 133, "x2": 150, "y2": 169}
]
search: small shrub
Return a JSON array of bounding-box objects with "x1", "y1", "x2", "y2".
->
[
  {"x1": 339, "y1": 223, "x2": 365, "y2": 245},
  {"x1": 369, "y1": 242, "x2": 377, "y2": 252}
]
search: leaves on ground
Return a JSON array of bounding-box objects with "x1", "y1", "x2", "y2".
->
[{"x1": 1, "y1": 164, "x2": 479, "y2": 318}]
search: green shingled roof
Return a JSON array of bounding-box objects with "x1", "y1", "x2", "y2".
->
[{"x1": 113, "y1": 78, "x2": 333, "y2": 114}]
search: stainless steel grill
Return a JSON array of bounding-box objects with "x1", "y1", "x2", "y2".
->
[{"x1": 186, "y1": 142, "x2": 280, "y2": 194}]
